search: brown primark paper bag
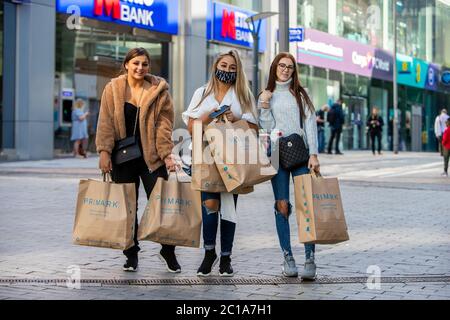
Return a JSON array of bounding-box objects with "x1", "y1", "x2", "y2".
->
[
  {"x1": 191, "y1": 119, "x2": 253, "y2": 195},
  {"x1": 204, "y1": 117, "x2": 277, "y2": 193},
  {"x1": 294, "y1": 171, "x2": 349, "y2": 244},
  {"x1": 138, "y1": 170, "x2": 202, "y2": 247},
  {"x1": 73, "y1": 174, "x2": 136, "y2": 250}
]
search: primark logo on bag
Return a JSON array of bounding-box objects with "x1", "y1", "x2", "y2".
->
[
  {"x1": 83, "y1": 198, "x2": 120, "y2": 208},
  {"x1": 155, "y1": 195, "x2": 192, "y2": 208},
  {"x1": 312, "y1": 193, "x2": 338, "y2": 201}
]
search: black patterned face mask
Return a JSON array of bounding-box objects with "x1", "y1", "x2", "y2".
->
[{"x1": 215, "y1": 69, "x2": 237, "y2": 84}]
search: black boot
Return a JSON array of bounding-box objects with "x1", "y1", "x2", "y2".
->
[
  {"x1": 123, "y1": 253, "x2": 138, "y2": 272},
  {"x1": 159, "y1": 245, "x2": 181, "y2": 273},
  {"x1": 219, "y1": 255, "x2": 234, "y2": 277},
  {"x1": 197, "y1": 249, "x2": 218, "y2": 277}
]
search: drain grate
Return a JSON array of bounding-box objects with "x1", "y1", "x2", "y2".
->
[{"x1": 0, "y1": 276, "x2": 449, "y2": 286}]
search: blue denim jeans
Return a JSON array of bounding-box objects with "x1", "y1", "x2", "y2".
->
[
  {"x1": 318, "y1": 127, "x2": 325, "y2": 153},
  {"x1": 271, "y1": 165, "x2": 316, "y2": 259},
  {"x1": 201, "y1": 192, "x2": 238, "y2": 256}
]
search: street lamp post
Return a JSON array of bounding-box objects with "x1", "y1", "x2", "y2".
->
[
  {"x1": 393, "y1": 1, "x2": 399, "y2": 154},
  {"x1": 246, "y1": 12, "x2": 278, "y2": 97}
]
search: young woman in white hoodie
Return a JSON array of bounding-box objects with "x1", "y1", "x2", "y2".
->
[{"x1": 258, "y1": 52, "x2": 320, "y2": 280}]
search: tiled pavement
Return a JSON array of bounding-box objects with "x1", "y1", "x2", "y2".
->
[{"x1": 0, "y1": 151, "x2": 449, "y2": 300}]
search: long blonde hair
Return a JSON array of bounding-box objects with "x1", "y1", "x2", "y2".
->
[{"x1": 197, "y1": 50, "x2": 256, "y2": 117}]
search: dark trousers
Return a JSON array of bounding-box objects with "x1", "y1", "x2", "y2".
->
[
  {"x1": 327, "y1": 127, "x2": 342, "y2": 153},
  {"x1": 438, "y1": 136, "x2": 443, "y2": 156},
  {"x1": 111, "y1": 157, "x2": 173, "y2": 258},
  {"x1": 370, "y1": 131, "x2": 382, "y2": 154},
  {"x1": 201, "y1": 191, "x2": 238, "y2": 256},
  {"x1": 444, "y1": 147, "x2": 449, "y2": 173},
  {"x1": 317, "y1": 127, "x2": 325, "y2": 153}
]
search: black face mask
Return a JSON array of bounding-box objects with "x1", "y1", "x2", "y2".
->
[{"x1": 215, "y1": 69, "x2": 237, "y2": 84}]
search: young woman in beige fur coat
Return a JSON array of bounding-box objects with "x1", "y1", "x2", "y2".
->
[{"x1": 96, "y1": 48, "x2": 179, "y2": 273}]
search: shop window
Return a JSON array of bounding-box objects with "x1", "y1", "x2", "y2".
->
[{"x1": 298, "y1": 0, "x2": 329, "y2": 33}]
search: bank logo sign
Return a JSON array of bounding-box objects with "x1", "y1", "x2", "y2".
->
[
  {"x1": 56, "y1": 0, "x2": 178, "y2": 35},
  {"x1": 209, "y1": 2, "x2": 266, "y2": 52},
  {"x1": 442, "y1": 71, "x2": 450, "y2": 86}
]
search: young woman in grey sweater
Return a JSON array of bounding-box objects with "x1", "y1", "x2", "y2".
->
[{"x1": 258, "y1": 52, "x2": 320, "y2": 280}]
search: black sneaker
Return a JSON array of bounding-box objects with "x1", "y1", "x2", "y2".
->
[
  {"x1": 159, "y1": 248, "x2": 181, "y2": 273},
  {"x1": 219, "y1": 255, "x2": 234, "y2": 277},
  {"x1": 123, "y1": 254, "x2": 138, "y2": 272},
  {"x1": 197, "y1": 250, "x2": 219, "y2": 277}
]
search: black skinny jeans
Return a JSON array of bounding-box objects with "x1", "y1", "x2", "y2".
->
[{"x1": 111, "y1": 157, "x2": 174, "y2": 258}]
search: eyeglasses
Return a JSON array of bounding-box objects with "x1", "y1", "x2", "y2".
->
[{"x1": 278, "y1": 63, "x2": 295, "y2": 71}]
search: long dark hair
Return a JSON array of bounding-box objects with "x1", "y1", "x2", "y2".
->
[
  {"x1": 120, "y1": 47, "x2": 151, "y2": 75},
  {"x1": 265, "y1": 52, "x2": 315, "y2": 119}
]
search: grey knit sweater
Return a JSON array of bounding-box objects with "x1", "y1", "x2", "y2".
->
[{"x1": 258, "y1": 78, "x2": 319, "y2": 155}]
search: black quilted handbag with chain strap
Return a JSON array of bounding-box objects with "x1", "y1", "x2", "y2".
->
[{"x1": 276, "y1": 109, "x2": 310, "y2": 170}]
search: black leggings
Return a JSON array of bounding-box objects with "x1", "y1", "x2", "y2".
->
[
  {"x1": 370, "y1": 132, "x2": 382, "y2": 153},
  {"x1": 111, "y1": 157, "x2": 174, "y2": 257}
]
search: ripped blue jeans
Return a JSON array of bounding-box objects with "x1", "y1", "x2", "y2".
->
[
  {"x1": 271, "y1": 165, "x2": 315, "y2": 259},
  {"x1": 201, "y1": 191, "x2": 238, "y2": 256}
]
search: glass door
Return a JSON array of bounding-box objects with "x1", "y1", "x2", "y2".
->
[{"x1": 342, "y1": 95, "x2": 368, "y2": 150}]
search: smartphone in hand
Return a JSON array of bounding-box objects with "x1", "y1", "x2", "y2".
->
[{"x1": 209, "y1": 105, "x2": 231, "y2": 119}]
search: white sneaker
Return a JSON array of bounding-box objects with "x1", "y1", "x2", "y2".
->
[
  {"x1": 300, "y1": 257, "x2": 317, "y2": 280},
  {"x1": 282, "y1": 255, "x2": 298, "y2": 277},
  {"x1": 441, "y1": 172, "x2": 448, "y2": 177}
]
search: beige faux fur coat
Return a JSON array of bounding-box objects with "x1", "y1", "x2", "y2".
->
[{"x1": 95, "y1": 74, "x2": 174, "y2": 172}]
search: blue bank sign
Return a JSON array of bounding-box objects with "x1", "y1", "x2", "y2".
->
[
  {"x1": 209, "y1": 2, "x2": 266, "y2": 52},
  {"x1": 289, "y1": 27, "x2": 304, "y2": 42},
  {"x1": 56, "y1": 0, "x2": 178, "y2": 35}
]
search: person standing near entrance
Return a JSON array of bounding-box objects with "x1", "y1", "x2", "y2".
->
[
  {"x1": 327, "y1": 98, "x2": 344, "y2": 155},
  {"x1": 367, "y1": 107, "x2": 384, "y2": 155},
  {"x1": 71, "y1": 99, "x2": 89, "y2": 158},
  {"x1": 96, "y1": 47, "x2": 180, "y2": 273},
  {"x1": 316, "y1": 104, "x2": 329, "y2": 153},
  {"x1": 441, "y1": 118, "x2": 450, "y2": 177},
  {"x1": 434, "y1": 109, "x2": 449, "y2": 156}
]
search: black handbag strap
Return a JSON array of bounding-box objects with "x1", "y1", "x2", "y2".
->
[{"x1": 125, "y1": 81, "x2": 145, "y2": 137}]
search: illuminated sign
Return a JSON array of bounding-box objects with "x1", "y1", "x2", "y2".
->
[
  {"x1": 56, "y1": 0, "x2": 178, "y2": 35},
  {"x1": 210, "y1": 2, "x2": 266, "y2": 52}
]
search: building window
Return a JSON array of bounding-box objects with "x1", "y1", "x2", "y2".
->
[
  {"x1": 435, "y1": 0, "x2": 450, "y2": 66},
  {"x1": 395, "y1": 0, "x2": 432, "y2": 60},
  {"x1": 336, "y1": 0, "x2": 384, "y2": 47},
  {"x1": 298, "y1": 0, "x2": 329, "y2": 33},
  {"x1": 218, "y1": 0, "x2": 262, "y2": 12}
]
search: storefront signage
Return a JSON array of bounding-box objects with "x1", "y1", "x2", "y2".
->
[
  {"x1": 297, "y1": 28, "x2": 393, "y2": 81},
  {"x1": 396, "y1": 54, "x2": 433, "y2": 90},
  {"x1": 209, "y1": 2, "x2": 266, "y2": 52},
  {"x1": 56, "y1": 0, "x2": 178, "y2": 35},
  {"x1": 442, "y1": 71, "x2": 450, "y2": 86},
  {"x1": 289, "y1": 27, "x2": 304, "y2": 42}
]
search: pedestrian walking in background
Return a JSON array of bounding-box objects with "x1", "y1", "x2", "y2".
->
[
  {"x1": 71, "y1": 99, "x2": 89, "y2": 158},
  {"x1": 96, "y1": 47, "x2": 180, "y2": 273},
  {"x1": 367, "y1": 107, "x2": 384, "y2": 155},
  {"x1": 434, "y1": 109, "x2": 449, "y2": 156},
  {"x1": 327, "y1": 98, "x2": 345, "y2": 155},
  {"x1": 316, "y1": 104, "x2": 329, "y2": 153},
  {"x1": 183, "y1": 50, "x2": 258, "y2": 277},
  {"x1": 258, "y1": 52, "x2": 320, "y2": 280},
  {"x1": 441, "y1": 118, "x2": 450, "y2": 177}
]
